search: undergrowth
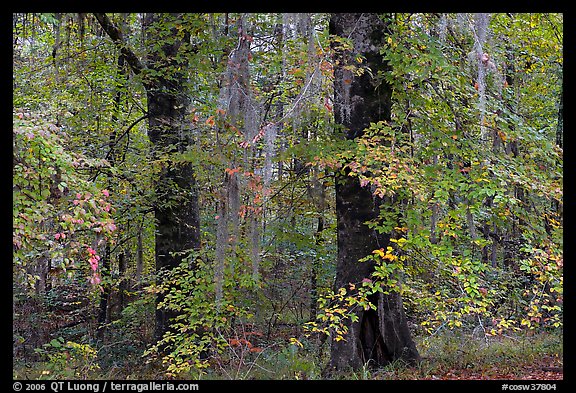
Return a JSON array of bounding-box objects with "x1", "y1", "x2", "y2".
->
[{"x1": 13, "y1": 329, "x2": 562, "y2": 380}]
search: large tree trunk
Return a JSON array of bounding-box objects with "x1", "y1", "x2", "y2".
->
[
  {"x1": 94, "y1": 12, "x2": 201, "y2": 344},
  {"x1": 143, "y1": 13, "x2": 201, "y2": 342},
  {"x1": 329, "y1": 13, "x2": 420, "y2": 372}
]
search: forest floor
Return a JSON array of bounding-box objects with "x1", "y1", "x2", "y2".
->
[
  {"x1": 387, "y1": 354, "x2": 563, "y2": 380},
  {"x1": 367, "y1": 331, "x2": 563, "y2": 381},
  {"x1": 13, "y1": 330, "x2": 562, "y2": 381},
  {"x1": 194, "y1": 329, "x2": 564, "y2": 381}
]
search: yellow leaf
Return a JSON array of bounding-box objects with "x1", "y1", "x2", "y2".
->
[
  {"x1": 372, "y1": 248, "x2": 385, "y2": 258},
  {"x1": 290, "y1": 338, "x2": 304, "y2": 348}
]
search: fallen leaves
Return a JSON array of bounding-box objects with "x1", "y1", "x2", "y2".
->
[{"x1": 422, "y1": 356, "x2": 563, "y2": 380}]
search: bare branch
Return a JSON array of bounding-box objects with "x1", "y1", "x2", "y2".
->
[{"x1": 93, "y1": 13, "x2": 145, "y2": 75}]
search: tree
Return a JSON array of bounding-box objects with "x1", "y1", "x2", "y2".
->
[
  {"x1": 328, "y1": 13, "x2": 420, "y2": 371},
  {"x1": 93, "y1": 13, "x2": 200, "y2": 342},
  {"x1": 13, "y1": 12, "x2": 562, "y2": 380}
]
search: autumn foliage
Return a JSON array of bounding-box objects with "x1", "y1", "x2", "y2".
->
[{"x1": 13, "y1": 12, "x2": 562, "y2": 381}]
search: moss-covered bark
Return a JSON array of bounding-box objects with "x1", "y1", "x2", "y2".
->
[{"x1": 329, "y1": 13, "x2": 420, "y2": 371}]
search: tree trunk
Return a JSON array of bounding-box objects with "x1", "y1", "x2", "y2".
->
[
  {"x1": 329, "y1": 13, "x2": 420, "y2": 372},
  {"x1": 118, "y1": 252, "x2": 127, "y2": 314},
  {"x1": 143, "y1": 13, "x2": 201, "y2": 342},
  {"x1": 556, "y1": 90, "x2": 563, "y2": 148},
  {"x1": 93, "y1": 12, "x2": 201, "y2": 343},
  {"x1": 96, "y1": 245, "x2": 111, "y2": 337},
  {"x1": 98, "y1": 19, "x2": 127, "y2": 335}
]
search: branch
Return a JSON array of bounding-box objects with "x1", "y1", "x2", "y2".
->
[
  {"x1": 93, "y1": 13, "x2": 145, "y2": 75},
  {"x1": 104, "y1": 114, "x2": 149, "y2": 162}
]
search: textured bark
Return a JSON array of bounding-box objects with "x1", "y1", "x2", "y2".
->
[
  {"x1": 143, "y1": 13, "x2": 201, "y2": 342},
  {"x1": 94, "y1": 12, "x2": 201, "y2": 342},
  {"x1": 329, "y1": 13, "x2": 420, "y2": 372}
]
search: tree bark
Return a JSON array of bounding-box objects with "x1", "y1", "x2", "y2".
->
[
  {"x1": 94, "y1": 13, "x2": 201, "y2": 342},
  {"x1": 143, "y1": 13, "x2": 200, "y2": 342},
  {"x1": 329, "y1": 13, "x2": 420, "y2": 372}
]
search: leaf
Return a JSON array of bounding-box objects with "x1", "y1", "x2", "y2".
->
[
  {"x1": 372, "y1": 248, "x2": 385, "y2": 258},
  {"x1": 49, "y1": 338, "x2": 62, "y2": 348},
  {"x1": 228, "y1": 338, "x2": 240, "y2": 347},
  {"x1": 289, "y1": 338, "x2": 304, "y2": 348}
]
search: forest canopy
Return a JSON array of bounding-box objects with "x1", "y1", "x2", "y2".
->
[{"x1": 13, "y1": 13, "x2": 562, "y2": 380}]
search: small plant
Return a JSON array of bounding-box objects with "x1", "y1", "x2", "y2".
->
[
  {"x1": 143, "y1": 256, "x2": 254, "y2": 378},
  {"x1": 34, "y1": 337, "x2": 100, "y2": 379}
]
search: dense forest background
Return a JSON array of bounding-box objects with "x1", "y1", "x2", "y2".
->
[{"x1": 13, "y1": 13, "x2": 562, "y2": 380}]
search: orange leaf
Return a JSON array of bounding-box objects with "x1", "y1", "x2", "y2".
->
[
  {"x1": 239, "y1": 339, "x2": 252, "y2": 348},
  {"x1": 225, "y1": 167, "x2": 241, "y2": 176},
  {"x1": 229, "y1": 338, "x2": 240, "y2": 347}
]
